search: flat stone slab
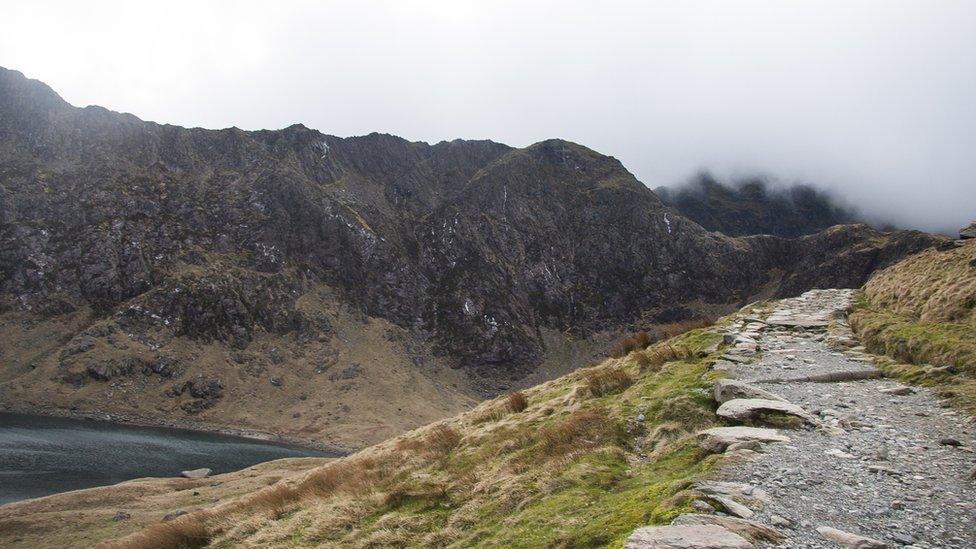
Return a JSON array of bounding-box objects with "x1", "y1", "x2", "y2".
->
[
  {"x1": 721, "y1": 354, "x2": 754, "y2": 364},
  {"x1": 716, "y1": 398, "x2": 817, "y2": 424},
  {"x1": 713, "y1": 379, "x2": 787, "y2": 404},
  {"x1": 671, "y1": 514, "x2": 783, "y2": 542},
  {"x1": 766, "y1": 318, "x2": 830, "y2": 328},
  {"x1": 697, "y1": 426, "x2": 791, "y2": 453},
  {"x1": 625, "y1": 525, "x2": 753, "y2": 548},
  {"x1": 693, "y1": 481, "x2": 771, "y2": 504}
]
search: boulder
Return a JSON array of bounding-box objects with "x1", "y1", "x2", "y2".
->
[
  {"x1": 181, "y1": 468, "x2": 212, "y2": 479},
  {"x1": 815, "y1": 526, "x2": 887, "y2": 548},
  {"x1": 625, "y1": 525, "x2": 753, "y2": 548},
  {"x1": 716, "y1": 398, "x2": 818, "y2": 424},
  {"x1": 697, "y1": 426, "x2": 790, "y2": 453},
  {"x1": 671, "y1": 514, "x2": 783, "y2": 542},
  {"x1": 960, "y1": 221, "x2": 976, "y2": 239},
  {"x1": 713, "y1": 380, "x2": 787, "y2": 404}
]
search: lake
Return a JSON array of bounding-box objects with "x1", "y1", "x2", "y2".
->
[{"x1": 0, "y1": 412, "x2": 335, "y2": 505}]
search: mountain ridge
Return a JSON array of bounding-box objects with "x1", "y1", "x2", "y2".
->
[{"x1": 0, "y1": 66, "x2": 947, "y2": 448}]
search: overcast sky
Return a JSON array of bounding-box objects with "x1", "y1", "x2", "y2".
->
[{"x1": 2, "y1": 1, "x2": 974, "y2": 231}]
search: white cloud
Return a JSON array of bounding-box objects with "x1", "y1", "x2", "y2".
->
[{"x1": 2, "y1": 0, "x2": 974, "y2": 230}]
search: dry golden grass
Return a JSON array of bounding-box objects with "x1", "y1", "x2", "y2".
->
[
  {"x1": 537, "y1": 408, "x2": 618, "y2": 457},
  {"x1": 584, "y1": 367, "x2": 635, "y2": 397},
  {"x1": 633, "y1": 344, "x2": 680, "y2": 372},
  {"x1": 119, "y1": 515, "x2": 210, "y2": 549},
  {"x1": 657, "y1": 318, "x2": 715, "y2": 340},
  {"x1": 299, "y1": 455, "x2": 399, "y2": 498},
  {"x1": 862, "y1": 240, "x2": 976, "y2": 324},
  {"x1": 247, "y1": 484, "x2": 301, "y2": 519},
  {"x1": 851, "y1": 240, "x2": 976, "y2": 414},
  {"x1": 609, "y1": 319, "x2": 714, "y2": 358},
  {"x1": 609, "y1": 330, "x2": 652, "y2": 357},
  {"x1": 425, "y1": 424, "x2": 462, "y2": 455},
  {"x1": 506, "y1": 390, "x2": 529, "y2": 413}
]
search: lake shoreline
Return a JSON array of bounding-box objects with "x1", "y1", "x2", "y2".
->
[{"x1": 0, "y1": 404, "x2": 351, "y2": 455}]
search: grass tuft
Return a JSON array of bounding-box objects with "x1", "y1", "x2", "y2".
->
[
  {"x1": 609, "y1": 331, "x2": 652, "y2": 358},
  {"x1": 121, "y1": 515, "x2": 210, "y2": 549},
  {"x1": 538, "y1": 408, "x2": 619, "y2": 457},
  {"x1": 248, "y1": 484, "x2": 301, "y2": 519},
  {"x1": 506, "y1": 390, "x2": 529, "y2": 413},
  {"x1": 584, "y1": 367, "x2": 635, "y2": 397},
  {"x1": 426, "y1": 424, "x2": 462, "y2": 456},
  {"x1": 657, "y1": 318, "x2": 715, "y2": 340}
]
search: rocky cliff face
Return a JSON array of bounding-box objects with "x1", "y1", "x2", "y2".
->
[
  {"x1": 0, "y1": 68, "x2": 947, "y2": 446},
  {"x1": 656, "y1": 173, "x2": 866, "y2": 238}
]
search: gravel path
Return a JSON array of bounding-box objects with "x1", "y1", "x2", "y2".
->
[{"x1": 719, "y1": 289, "x2": 976, "y2": 548}]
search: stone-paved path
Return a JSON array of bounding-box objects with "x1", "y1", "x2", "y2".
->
[
  {"x1": 627, "y1": 289, "x2": 976, "y2": 548},
  {"x1": 721, "y1": 289, "x2": 976, "y2": 548}
]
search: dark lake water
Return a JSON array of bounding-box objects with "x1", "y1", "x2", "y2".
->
[{"x1": 0, "y1": 412, "x2": 334, "y2": 505}]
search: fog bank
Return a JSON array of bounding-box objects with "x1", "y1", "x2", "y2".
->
[{"x1": 2, "y1": 1, "x2": 974, "y2": 231}]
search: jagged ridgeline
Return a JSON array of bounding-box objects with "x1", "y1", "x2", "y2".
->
[{"x1": 0, "y1": 67, "x2": 946, "y2": 449}]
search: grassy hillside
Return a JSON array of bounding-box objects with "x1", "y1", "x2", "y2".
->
[
  {"x1": 850, "y1": 239, "x2": 976, "y2": 414},
  {"x1": 89, "y1": 323, "x2": 727, "y2": 548},
  {"x1": 0, "y1": 457, "x2": 333, "y2": 548}
]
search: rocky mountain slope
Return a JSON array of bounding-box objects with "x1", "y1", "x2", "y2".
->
[
  {"x1": 656, "y1": 173, "x2": 866, "y2": 238},
  {"x1": 0, "y1": 67, "x2": 946, "y2": 448}
]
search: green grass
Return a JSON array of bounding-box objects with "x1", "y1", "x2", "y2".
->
[
  {"x1": 465, "y1": 442, "x2": 715, "y2": 548},
  {"x1": 111, "y1": 322, "x2": 730, "y2": 548},
  {"x1": 851, "y1": 292, "x2": 976, "y2": 415}
]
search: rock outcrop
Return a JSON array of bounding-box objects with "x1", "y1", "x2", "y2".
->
[
  {"x1": 696, "y1": 427, "x2": 791, "y2": 453},
  {"x1": 715, "y1": 398, "x2": 818, "y2": 425},
  {"x1": 713, "y1": 379, "x2": 786, "y2": 403},
  {"x1": 960, "y1": 220, "x2": 976, "y2": 239}
]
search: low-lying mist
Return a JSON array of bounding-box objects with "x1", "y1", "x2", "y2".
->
[{"x1": 655, "y1": 172, "x2": 901, "y2": 238}]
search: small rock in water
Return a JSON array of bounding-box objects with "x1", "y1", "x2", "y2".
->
[{"x1": 181, "y1": 468, "x2": 212, "y2": 479}]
